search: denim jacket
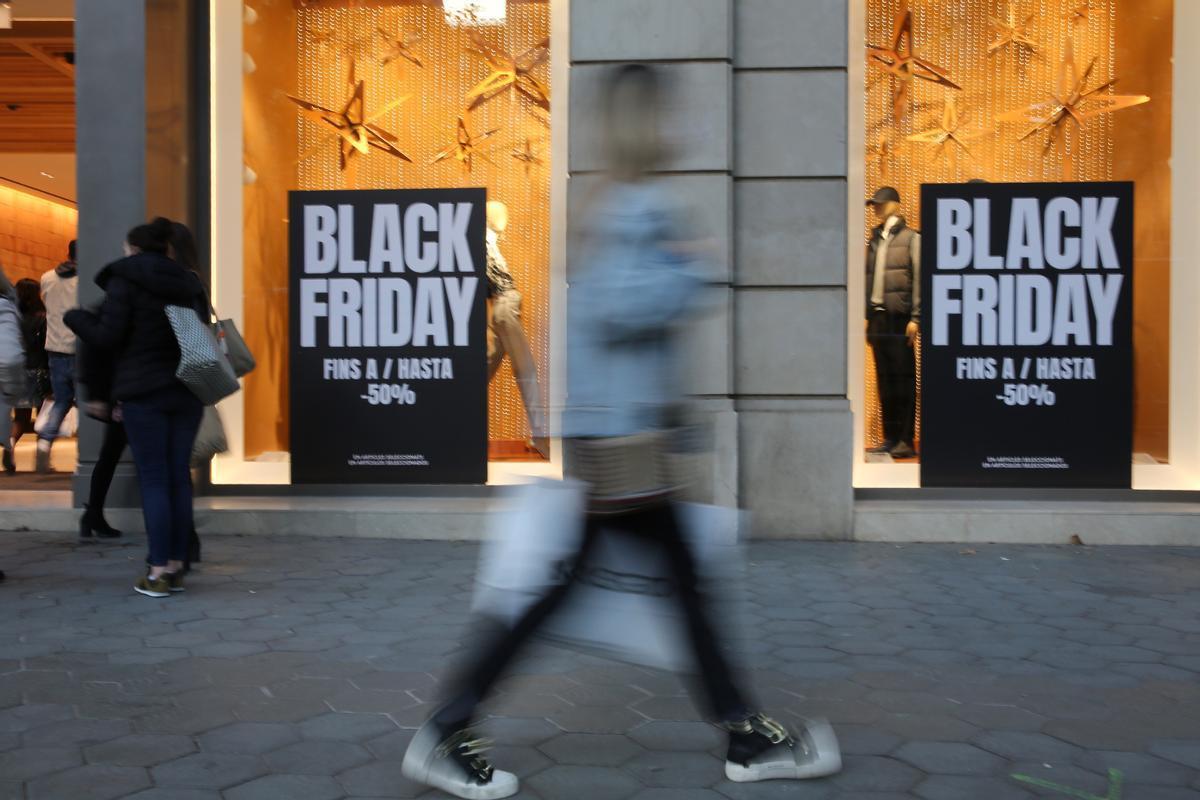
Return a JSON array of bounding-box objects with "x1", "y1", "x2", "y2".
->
[{"x1": 564, "y1": 182, "x2": 711, "y2": 439}]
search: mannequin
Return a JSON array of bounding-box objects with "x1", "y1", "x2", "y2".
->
[
  {"x1": 864, "y1": 186, "x2": 920, "y2": 459},
  {"x1": 485, "y1": 201, "x2": 548, "y2": 457}
]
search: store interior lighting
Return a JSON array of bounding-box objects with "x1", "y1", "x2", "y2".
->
[
  {"x1": 0, "y1": 2, "x2": 12, "y2": 30},
  {"x1": 443, "y1": 0, "x2": 506, "y2": 26}
]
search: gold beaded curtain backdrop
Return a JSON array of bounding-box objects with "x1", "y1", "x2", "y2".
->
[
  {"x1": 298, "y1": 0, "x2": 551, "y2": 453},
  {"x1": 241, "y1": 0, "x2": 551, "y2": 460},
  {"x1": 862, "y1": 0, "x2": 1172, "y2": 460}
]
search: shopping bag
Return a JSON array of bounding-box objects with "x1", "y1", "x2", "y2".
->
[
  {"x1": 214, "y1": 318, "x2": 256, "y2": 377},
  {"x1": 473, "y1": 480, "x2": 746, "y2": 672},
  {"x1": 474, "y1": 479, "x2": 588, "y2": 622},
  {"x1": 191, "y1": 405, "x2": 229, "y2": 467},
  {"x1": 542, "y1": 502, "x2": 745, "y2": 671},
  {"x1": 32, "y1": 398, "x2": 54, "y2": 435},
  {"x1": 165, "y1": 305, "x2": 240, "y2": 405},
  {"x1": 59, "y1": 406, "x2": 78, "y2": 438}
]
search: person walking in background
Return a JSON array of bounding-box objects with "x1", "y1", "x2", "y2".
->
[
  {"x1": 6, "y1": 279, "x2": 49, "y2": 472},
  {"x1": 0, "y1": 266, "x2": 28, "y2": 476},
  {"x1": 65, "y1": 218, "x2": 207, "y2": 598},
  {"x1": 37, "y1": 239, "x2": 79, "y2": 473},
  {"x1": 401, "y1": 64, "x2": 841, "y2": 800}
]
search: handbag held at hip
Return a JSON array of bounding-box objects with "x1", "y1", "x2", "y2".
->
[
  {"x1": 213, "y1": 316, "x2": 255, "y2": 378},
  {"x1": 165, "y1": 305, "x2": 240, "y2": 405}
]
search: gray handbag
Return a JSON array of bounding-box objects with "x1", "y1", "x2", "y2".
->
[
  {"x1": 191, "y1": 405, "x2": 229, "y2": 466},
  {"x1": 165, "y1": 305, "x2": 240, "y2": 405},
  {"x1": 213, "y1": 316, "x2": 256, "y2": 378}
]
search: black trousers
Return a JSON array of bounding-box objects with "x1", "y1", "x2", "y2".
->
[
  {"x1": 435, "y1": 502, "x2": 750, "y2": 731},
  {"x1": 868, "y1": 311, "x2": 916, "y2": 447},
  {"x1": 88, "y1": 422, "x2": 128, "y2": 511}
]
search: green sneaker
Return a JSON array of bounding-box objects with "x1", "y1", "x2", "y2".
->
[
  {"x1": 135, "y1": 574, "x2": 171, "y2": 598},
  {"x1": 164, "y1": 571, "x2": 186, "y2": 593}
]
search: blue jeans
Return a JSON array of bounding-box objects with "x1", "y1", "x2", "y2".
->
[
  {"x1": 121, "y1": 383, "x2": 203, "y2": 567},
  {"x1": 40, "y1": 353, "x2": 76, "y2": 441}
]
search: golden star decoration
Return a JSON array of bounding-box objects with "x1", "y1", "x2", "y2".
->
[
  {"x1": 511, "y1": 137, "x2": 545, "y2": 175},
  {"x1": 906, "y1": 97, "x2": 989, "y2": 162},
  {"x1": 378, "y1": 28, "x2": 423, "y2": 69},
  {"x1": 1063, "y1": 2, "x2": 1095, "y2": 25},
  {"x1": 289, "y1": 59, "x2": 412, "y2": 173},
  {"x1": 866, "y1": 3, "x2": 961, "y2": 120},
  {"x1": 988, "y1": 4, "x2": 1038, "y2": 55},
  {"x1": 997, "y1": 34, "x2": 1149, "y2": 158},
  {"x1": 465, "y1": 33, "x2": 551, "y2": 112},
  {"x1": 867, "y1": 130, "x2": 893, "y2": 180},
  {"x1": 431, "y1": 117, "x2": 500, "y2": 173}
]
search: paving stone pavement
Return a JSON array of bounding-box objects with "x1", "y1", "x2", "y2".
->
[{"x1": 1, "y1": 531, "x2": 1199, "y2": 799}]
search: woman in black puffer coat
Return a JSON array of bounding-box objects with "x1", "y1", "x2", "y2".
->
[{"x1": 65, "y1": 218, "x2": 208, "y2": 598}]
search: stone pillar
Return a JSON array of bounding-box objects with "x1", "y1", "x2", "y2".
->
[
  {"x1": 568, "y1": 0, "x2": 738, "y2": 506},
  {"x1": 71, "y1": 0, "x2": 148, "y2": 508},
  {"x1": 732, "y1": 0, "x2": 854, "y2": 537}
]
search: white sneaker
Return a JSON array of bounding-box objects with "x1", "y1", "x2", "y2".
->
[
  {"x1": 401, "y1": 719, "x2": 518, "y2": 800},
  {"x1": 724, "y1": 714, "x2": 842, "y2": 782}
]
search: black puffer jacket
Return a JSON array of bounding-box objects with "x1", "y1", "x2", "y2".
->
[{"x1": 64, "y1": 252, "x2": 207, "y2": 401}]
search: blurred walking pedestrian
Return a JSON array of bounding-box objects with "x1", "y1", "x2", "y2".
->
[
  {"x1": 0, "y1": 266, "x2": 27, "y2": 475},
  {"x1": 65, "y1": 218, "x2": 207, "y2": 598},
  {"x1": 37, "y1": 240, "x2": 79, "y2": 473},
  {"x1": 401, "y1": 64, "x2": 841, "y2": 800},
  {"x1": 5, "y1": 279, "x2": 49, "y2": 472}
]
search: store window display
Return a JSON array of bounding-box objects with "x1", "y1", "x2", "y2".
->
[
  {"x1": 864, "y1": 186, "x2": 919, "y2": 461},
  {"x1": 485, "y1": 200, "x2": 547, "y2": 457},
  {"x1": 238, "y1": 0, "x2": 552, "y2": 475},
  {"x1": 860, "y1": 0, "x2": 1172, "y2": 469}
]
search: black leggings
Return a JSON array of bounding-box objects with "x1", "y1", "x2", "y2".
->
[
  {"x1": 436, "y1": 502, "x2": 750, "y2": 731},
  {"x1": 88, "y1": 422, "x2": 128, "y2": 512}
]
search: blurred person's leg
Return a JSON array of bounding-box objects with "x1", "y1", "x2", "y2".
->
[
  {"x1": 81, "y1": 422, "x2": 127, "y2": 539},
  {"x1": 0, "y1": 396, "x2": 12, "y2": 471},
  {"x1": 36, "y1": 354, "x2": 75, "y2": 471},
  {"x1": 434, "y1": 520, "x2": 601, "y2": 732}
]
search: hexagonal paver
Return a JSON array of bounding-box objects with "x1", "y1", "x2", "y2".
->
[
  {"x1": 528, "y1": 765, "x2": 642, "y2": 800},
  {"x1": 479, "y1": 716, "x2": 561, "y2": 745},
  {"x1": 973, "y1": 730, "x2": 1081, "y2": 763},
  {"x1": 627, "y1": 750, "x2": 725, "y2": 788},
  {"x1": 336, "y1": 760, "x2": 428, "y2": 798},
  {"x1": 1075, "y1": 750, "x2": 1196, "y2": 786},
  {"x1": 299, "y1": 711, "x2": 397, "y2": 742},
  {"x1": 831, "y1": 755, "x2": 923, "y2": 793},
  {"x1": 21, "y1": 717, "x2": 131, "y2": 748},
  {"x1": 629, "y1": 721, "x2": 724, "y2": 752},
  {"x1": 197, "y1": 721, "x2": 299, "y2": 755},
  {"x1": 632, "y1": 790, "x2": 727, "y2": 800},
  {"x1": 265, "y1": 740, "x2": 371, "y2": 775},
  {"x1": 0, "y1": 704, "x2": 74, "y2": 733},
  {"x1": 123, "y1": 791, "x2": 222, "y2": 800},
  {"x1": 27, "y1": 764, "x2": 151, "y2": 800},
  {"x1": 151, "y1": 752, "x2": 266, "y2": 790},
  {"x1": 894, "y1": 741, "x2": 1005, "y2": 776},
  {"x1": 953, "y1": 704, "x2": 1046, "y2": 732},
  {"x1": 549, "y1": 705, "x2": 648, "y2": 734},
  {"x1": 224, "y1": 774, "x2": 343, "y2": 800},
  {"x1": 85, "y1": 733, "x2": 195, "y2": 767},
  {"x1": 538, "y1": 733, "x2": 645, "y2": 766},
  {"x1": 915, "y1": 775, "x2": 1035, "y2": 799},
  {"x1": 0, "y1": 747, "x2": 82, "y2": 781}
]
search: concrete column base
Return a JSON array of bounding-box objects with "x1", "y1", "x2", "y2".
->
[{"x1": 736, "y1": 397, "x2": 853, "y2": 539}]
